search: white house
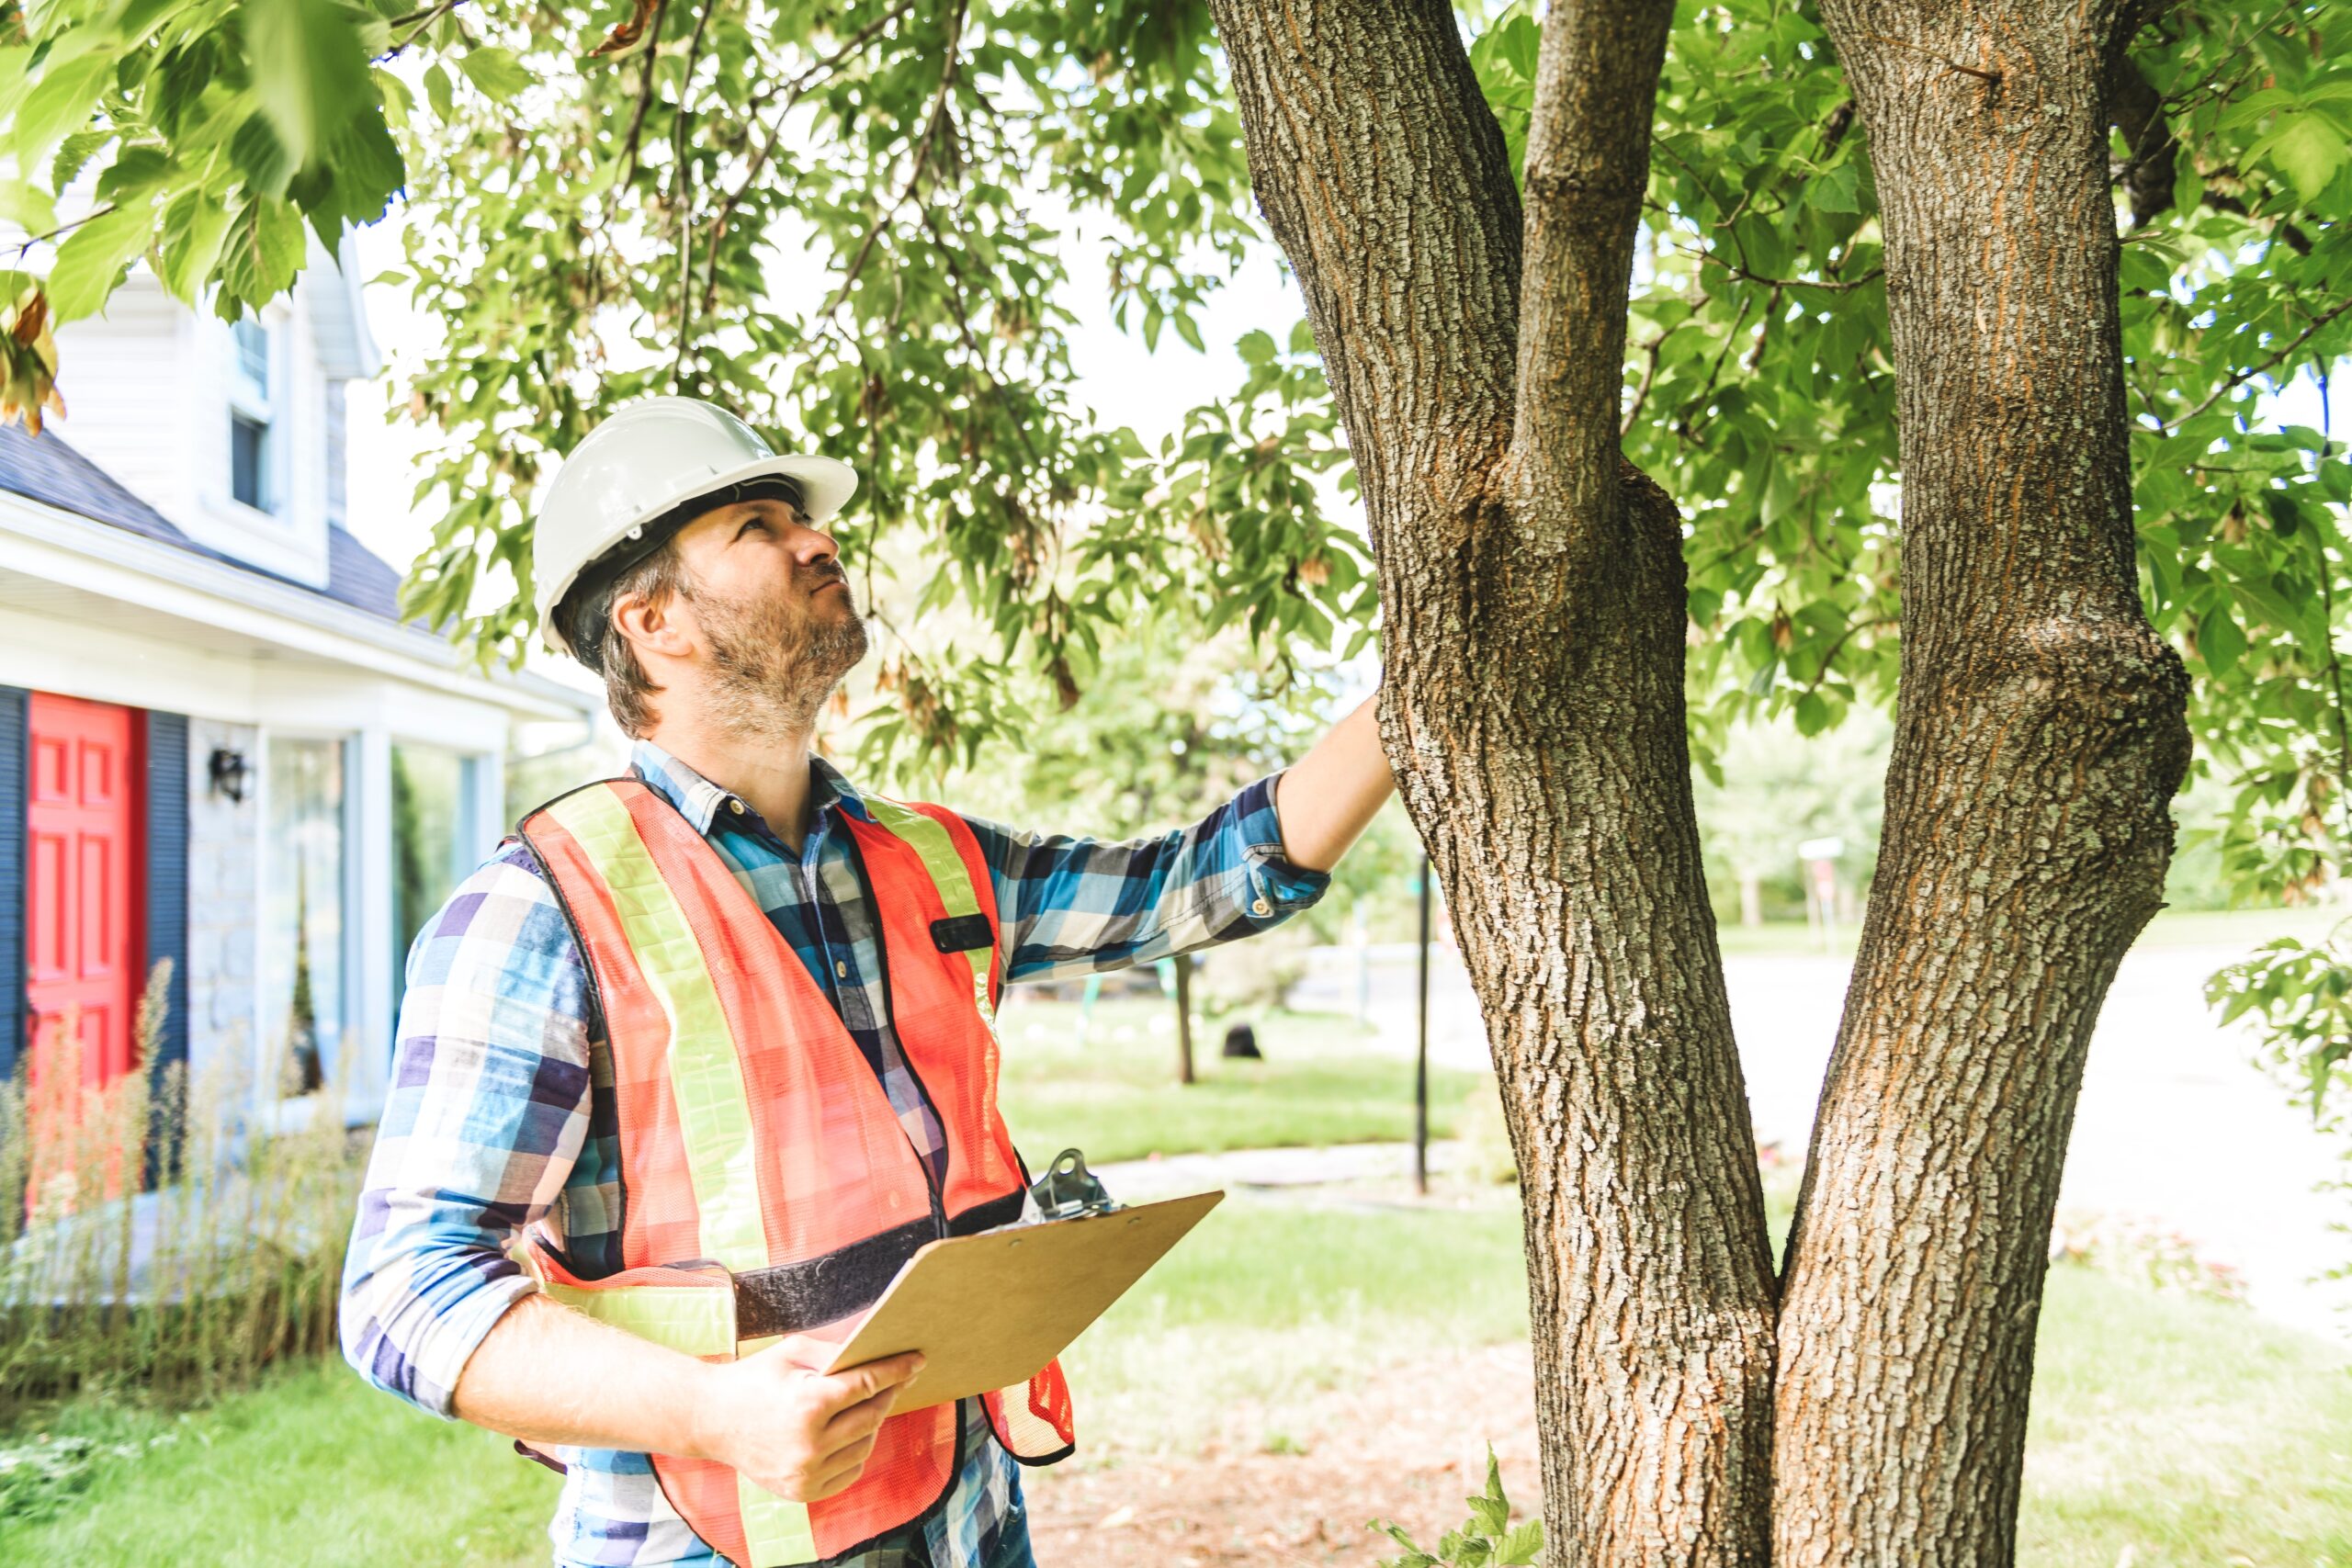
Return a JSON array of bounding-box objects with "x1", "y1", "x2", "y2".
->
[{"x1": 0, "y1": 250, "x2": 597, "y2": 1130}]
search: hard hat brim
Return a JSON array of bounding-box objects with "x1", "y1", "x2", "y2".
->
[{"x1": 537, "y1": 451, "x2": 859, "y2": 658}]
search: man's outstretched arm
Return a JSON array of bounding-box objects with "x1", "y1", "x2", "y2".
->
[
  {"x1": 1268, "y1": 689, "x2": 1395, "y2": 872},
  {"x1": 967, "y1": 686, "x2": 1395, "y2": 985}
]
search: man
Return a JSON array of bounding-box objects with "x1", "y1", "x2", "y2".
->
[{"x1": 340, "y1": 396, "x2": 1396, "y2": 1568}]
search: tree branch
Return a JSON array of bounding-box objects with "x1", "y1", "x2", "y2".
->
[
  {"x1": 2154, "y1": 297, "x2": 2352, "y2": 434},
  {"x1": 1511, "y1": 0, "x2": 1677, "y2": 539},
  {"x1": 698, "y1": 0, "x2": 919, "y2": 320},
  {"x1": 1798, "y1": 615, "x2": 1894, "y2": 698},
  {"x1": 616, "y1": 0, "x2": 671, "y2": 188},
  {"x1": 1204, "y1": 0, "x2": 1521, "y2": 536},
  {"x1": 814, "y1": 0, "x2": 966, "y2": 325},
  {"x1": 668, "y1": 0, "x2": 718, "y2": 383},
  {"x1": 1695, "y1": 249, "x2": 1885, "y2": 293}
]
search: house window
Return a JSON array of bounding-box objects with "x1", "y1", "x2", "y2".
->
[
  {"x1": 231, "y1": 413, "x2": 270, "y2": 511},
  {"x1": 232, "y1": 318, "x2": 270, "y2": 398},
  {"x1": 229, "y1": 318, "x2": 275, "y2": 514},
  {"x1": 260, "y1": 737, "x2": 346, "y2": 1099}
]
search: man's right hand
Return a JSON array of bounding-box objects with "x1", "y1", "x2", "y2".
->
[{"x1": 692, "y1": 1337, "x2": 927, "y2": 1503}]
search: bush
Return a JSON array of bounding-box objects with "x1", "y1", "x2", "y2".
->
[
  {"x1": 1372, "y1": 1446, "x2": 1543, "y2": 1568},
  {"x1": 0, "y1": 962, "x2": 369, "y2": 1422}
]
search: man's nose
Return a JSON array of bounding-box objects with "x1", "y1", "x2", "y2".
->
[{"x1": 790, "y1": 520, "x2": 842, "y2": 565}]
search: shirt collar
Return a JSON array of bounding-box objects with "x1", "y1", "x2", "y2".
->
[{"x1": 625, "y1": 738, "x2": 875, "y2": 839}]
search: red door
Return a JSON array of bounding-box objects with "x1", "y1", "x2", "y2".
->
[{"x1": 26, "y1": 694, "x2": 143, "y2": 1089}]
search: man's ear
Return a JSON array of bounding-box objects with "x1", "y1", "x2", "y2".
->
[{"x1": 610, "y1": 586, "x2": 696, "y2": 664}]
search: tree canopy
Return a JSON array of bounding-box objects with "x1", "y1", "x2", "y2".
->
[{"x1": 3, "y1": 0, "x2": 2340, "y2": 834}]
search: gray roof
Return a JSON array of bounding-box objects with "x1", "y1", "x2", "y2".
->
[{"x1": 0, "y1": 421, "x2": 406, "y2": 622}]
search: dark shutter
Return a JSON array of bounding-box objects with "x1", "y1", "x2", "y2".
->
[
  {"x1": 142, "y1": 711, "x2": 189, "y2": 1185},
  {"x1": 0, "y1": 686, "x2": 22, "y2": 1085}
]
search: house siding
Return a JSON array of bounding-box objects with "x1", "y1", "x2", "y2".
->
[
  {"x1": 0, "y1": 685, "x2": 23, "y2": 1083},
  {"x1": 186, "y1": 717, "x2": 259, "y2": 1087}
]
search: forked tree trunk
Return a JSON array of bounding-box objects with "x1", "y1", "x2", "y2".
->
[
  {"x1": 1206, "y1": 2, "x2": 1778, "y2": 1562},
  {"x1": 1772, "y1": 5, "x2": 2191, "y2": 1562}
]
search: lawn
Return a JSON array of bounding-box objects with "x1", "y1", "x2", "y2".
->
[
  {"x1": 5, "y1": 1191, "x2": 2346, "y2": 1566},
  {"x1": 991, "y1": 997, "x2": 1481, "y2": 1164}
]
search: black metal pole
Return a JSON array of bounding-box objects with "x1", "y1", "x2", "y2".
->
[{"x1": 1416, "y1": 849, "x2": 1430, "y2": 1196}]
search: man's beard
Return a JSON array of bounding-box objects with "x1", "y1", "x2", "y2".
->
[{"x1": 684, "y1": 570, "x2": 870, "y2": 739}]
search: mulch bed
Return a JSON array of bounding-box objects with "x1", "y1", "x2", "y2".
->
[{"x1": 1025, "y1": 1344, "x2": 1542, "y2": 1566}]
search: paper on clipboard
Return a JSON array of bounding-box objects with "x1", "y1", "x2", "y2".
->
[{"x1": 820, "y1": 1189, "x2": 1224, "y2": 1412}]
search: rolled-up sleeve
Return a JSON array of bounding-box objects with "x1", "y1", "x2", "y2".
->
[
  {"x1": 966, "y1": 767, "x2": 1333, "y2": 985},
  {"x1": 338, "y1": 842, "x2": 594, "y2": 1418}
]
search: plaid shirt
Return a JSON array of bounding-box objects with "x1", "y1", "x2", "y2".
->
[{"x1": 341, "y1": 739, "x2": 1329, "y2": 1568}]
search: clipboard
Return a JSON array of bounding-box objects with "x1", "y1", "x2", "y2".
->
[{"x1": 820, "y1": 1188, "x2": 1224, "y2": 1412}]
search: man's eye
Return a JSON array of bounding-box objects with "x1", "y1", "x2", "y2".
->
[{"x1": 739, "y1": 519, "x2": 770, "y2": 537}]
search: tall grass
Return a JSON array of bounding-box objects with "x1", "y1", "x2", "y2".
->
[{"x1": 0, "y1": 962, "x2": 371, "y2": 1423}]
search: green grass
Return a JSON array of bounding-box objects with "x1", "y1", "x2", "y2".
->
[
  {"x1": 0, "y1": 1361, "x2": 561, "y2": 1566},
  {"x1": 6, "y1": 1197, "x2": 2346, "y2": 1566},
  {"x1": 2023, "y1": 1271, "x2": 2352, "y2": 1566},
  {"x1": 992, "y1": 998, "x2": 1481, "y2": 1163}
]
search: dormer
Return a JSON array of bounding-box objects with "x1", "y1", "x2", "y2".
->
[{"x1": 47, "y1": 232, "x2": 381, "y2": 589}]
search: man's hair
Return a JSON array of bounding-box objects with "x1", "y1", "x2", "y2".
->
[{"x1": 559, "y1": 538, "x2": 692, "y2": 738}]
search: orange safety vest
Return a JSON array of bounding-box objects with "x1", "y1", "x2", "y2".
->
[{"x1": 512, "y1": 778, "x2": 1076, "y2": 1567}]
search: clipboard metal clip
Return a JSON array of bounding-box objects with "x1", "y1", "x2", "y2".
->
[{"x1": 1027, "y1": 1147, "x2": 1122, "y2": 1221}]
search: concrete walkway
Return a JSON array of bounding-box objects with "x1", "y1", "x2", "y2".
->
[
  {"x1": 1092, "y1": 1139, "x2": 1467, "y2": 1202},
  {"x1": 1289, "y1": 934, "x2": 2352, "y2": 1340}
]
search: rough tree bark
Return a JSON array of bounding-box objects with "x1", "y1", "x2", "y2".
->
[
  {"x1": 1773, "y1": 5, "x2": 2192, "y2": 1562},
  {"x1": 1205, "y1": 2, "x2": 1779, "y2": 1562}
]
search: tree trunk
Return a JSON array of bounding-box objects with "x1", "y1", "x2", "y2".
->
[
  {"x1": 1207, "y1": 3, "x2": 1778, "y2": 1561},
  {"x1": 1172, "y1": 953, "x2": 1195, "y2": 1085},
  {"x1": 1773, "y1": 6, "x2": 2192, "y2": 1562}
]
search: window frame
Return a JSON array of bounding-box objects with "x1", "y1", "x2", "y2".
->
[{"x1": 226, "y1": 316, "x2": 278, "y2": 517}]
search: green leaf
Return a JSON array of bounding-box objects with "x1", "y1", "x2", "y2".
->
[
  {"x1": 249, "y1": 0, "x2": 368, "y2": 166},
  {"x1": 212, "y1": 197, "x2": 307, "y2": 315},
  {"x1": 93, "y1": 145, "x2": 169, "y2": 204},
  {"x1": 48, "y1": 201, "x2": 153, "y2": 321},
  {"x1": 157, "y1": 184, "x2": 233, "y2": 302},
  {"x1": 1288, "y1": 317, "x2": 1317, "y2": 355},
  {"x1": 49, "y1": 128, "x2": 111, "y2": 193},
  {"x1": 1808, "y1": 162, "x2": 1860, "y2": 214},
  {"x1": 1237, "y1": 327, "x2": 1276, "y2": 367},
  {"x1": 423, "y1": 62, "x2": 454, "y2": 122},
  {"x1": 2256, "y1": 115, "x2": 2346, "y2": 204},
  {"x1": 14, "y1": 48, "x2": 113, "y2": 170},
  {"x1": 1793, "y1": 690, "x2": 1832, "y2": 735},
  {"x1": 0, "y1": 180, "x2": 57, "y2": 236},
  {"x1": 2198, "y1": 604, "x2": 2247, "y2": 676},
  {"x1": 458, "y1": 46, "x2": 534, "y2": 104},
  {"x1": 228, "y1": 112, "x2": 293, "y2": 199},
  {"x1": 1497, "y1": 1522, "x2": 1543, "y2": 1565}
]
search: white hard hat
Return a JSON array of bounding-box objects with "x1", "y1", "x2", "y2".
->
[{"x1": 531, "y1": 395, "x2": 859, "y2": 660}]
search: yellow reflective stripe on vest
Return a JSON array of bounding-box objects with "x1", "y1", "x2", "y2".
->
[
  {"x1": 539, "y1": 1280, "x2": 737, "y2": 1359},
  {"x1": 546, "y1": 787, "x2": 772, "y2": 1276},
  {"x1": 860, "y1": 796, "x2": 998, "y2": 1030},
  {"x1": 739, "y1": 1475, "x2": 819, "y2": 1566}
]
